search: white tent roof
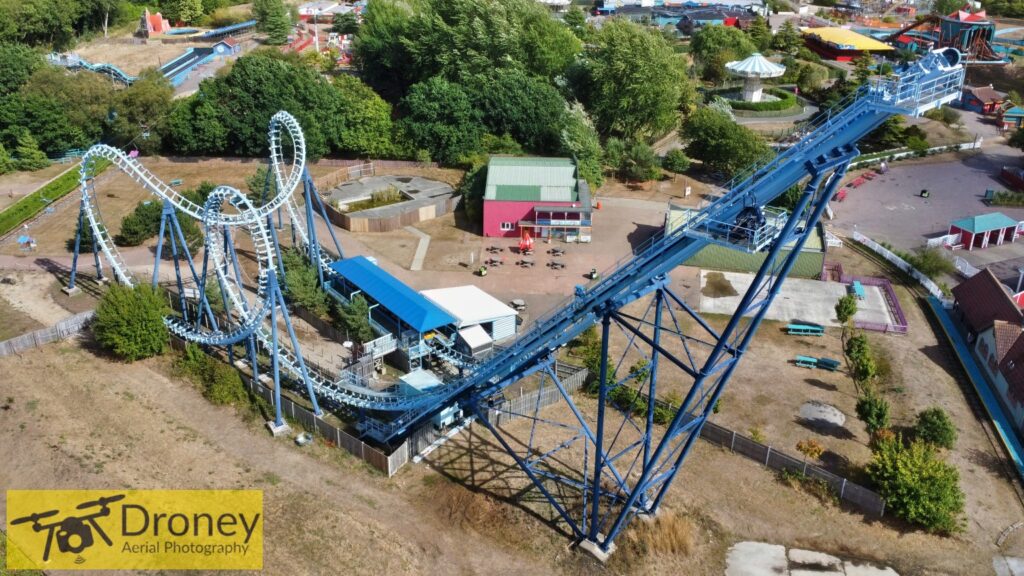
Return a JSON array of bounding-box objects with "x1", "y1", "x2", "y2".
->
[
  {"x1": 458, "y1": 325, "x2": 493, "y2": 350},
  {"x1": 726, "y1": 53, "x2": 786, "y2": 78},
  {"x1": 421, "y1": 285, "x2": 518, "y2": 327}
]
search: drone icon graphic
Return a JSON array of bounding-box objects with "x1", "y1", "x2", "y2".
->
[{"x1": 11, "y1": 494, "x2": 126, "y2": 563}]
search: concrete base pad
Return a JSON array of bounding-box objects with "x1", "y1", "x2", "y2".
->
[
  {"x1": 578, "y1": 535, "x2": 616, "y2": 563},
  {"x1": 61, "y1": 286, "x2": 81, "y2": 296},
  {"x1": 266, "y1": 421, "x2": 291, "y2": 437}
]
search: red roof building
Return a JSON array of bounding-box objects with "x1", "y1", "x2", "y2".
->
[{"x1": 952, "y1": 267, "x2": 1022, "y2": 335}]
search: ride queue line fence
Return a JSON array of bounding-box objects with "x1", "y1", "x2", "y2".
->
[{"x1": 0, "y1": 313, "x2": 888, "y2": 513}]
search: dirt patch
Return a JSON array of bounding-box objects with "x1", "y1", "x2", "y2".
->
[
  {"x1": 0, "y1": 271, "x2": 75, "y2": 326},
  {"x1": 0, "y1": 342, "x2": 565, "y2": 574},
  {"x1": 701, "y1": 271, "x2": 739, "y2": 298},
  {"x1": 0, "y1": 293, "x2": 42, "y2": 341},
  {"x1": 596, "y1": 174, "x2": 716, "y2": 206}
]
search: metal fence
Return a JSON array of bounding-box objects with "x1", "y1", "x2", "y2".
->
[
  {"x1": 0, "y1": 311, "x2": 95, "y2": 357},
  {"x1": 853, "y1": 231, "x2": 951, "y2": 304},
  {"x1": 478, "y1": 364, "x2": 886, "y2": 517}
]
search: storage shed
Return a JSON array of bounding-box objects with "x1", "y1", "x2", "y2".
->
[
  {"x1": 421, "y1": 285, "x2": 519, "y2": 344},
  {"x1": 948, "y1": 212, "x2": 1022, "y2": 250}
]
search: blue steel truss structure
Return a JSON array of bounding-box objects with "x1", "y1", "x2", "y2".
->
[{"x1": 66, "y1": 48, "x2": 964, "y2": 557}]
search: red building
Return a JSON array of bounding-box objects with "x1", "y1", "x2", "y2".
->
[
  {"x1": 482, "y1": 156, "x2": 593, "y2": 241},
  {"x1": 948, "y1": 212, "x2": 1022, "y2": 250}
]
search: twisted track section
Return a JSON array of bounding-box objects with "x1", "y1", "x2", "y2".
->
[{"x1": 79, "y1": 112, "x2": 450, "y2": 412}]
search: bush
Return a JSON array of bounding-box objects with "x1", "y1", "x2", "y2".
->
[
  {"x1": 93, "y1": 284, "x2": 169, "y2": 362},
  {"x1": 176, "y1": 344, "x2": 248, "y2": 405},
  {"x1": 727, "y1": 88, "x2": 797, "y2": 112},
  {"x1": 915, "y1": 407, "x2": 957, "y2": 449},
  {"x1": 905, "y1": 246, "x2": 954, "y2": 279},
  {"x1": 796, "y1": 438, "x2": 825, "y2": 460},
  {"x1": 907, "y1": 135, "x2": 929, "y2": 156},
  {"x1": 856, "y1": 392, "x2": 890, "y2": 435},
  {"x1": 845, "y1": 333, "x2": 877, "y2": 382},
  {"x1": 866, "y1": 435, "x2": 965, "y2": 534},
  {"x1": 619, "y1": 141, "x2": 661, "y2": 182},
  {"x1": 662, "y1": 149, "x2": 691, "y2": 174}
]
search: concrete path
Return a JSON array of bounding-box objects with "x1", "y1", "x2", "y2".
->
[
  {"x1": 726, "y1": 541, "x2": 899, "y2": 575},
  {"x1": 405, "y1": 225, "x2": 430, "y2": 272}
]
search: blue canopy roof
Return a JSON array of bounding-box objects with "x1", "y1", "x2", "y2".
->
[
  {"x1": 328, "y1": 256, "x2": 456, "y2": 333},
  {"x1": 951, "y1": 212, "x2": 1019, "y2": 234}
]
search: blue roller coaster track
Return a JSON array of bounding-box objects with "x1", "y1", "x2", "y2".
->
[{"x1": 67, "y1": 48, "x2": 964, "y2": 558}]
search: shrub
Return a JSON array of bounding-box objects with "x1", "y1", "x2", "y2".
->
[
  {"x1": 856, "y1": 392, "x2": 890, "y2": 435},
  {"x1": 662, "y1": 149, "x2": 691, "y2": 174},
  {"x1": 866, "y1": 435, "x2": 965, "y2": 534},
  {"x1": 907, "y1": 135, "x2": 929, "y2": 156},
  {"x1": 915, "y1": 407, "x2": 957, "y2": 449},
  {"x1": 619, "y1": 141, "x2": 661, "y2": 182},
  {"x1": 796, "y1": 438, "x2": 825, "y2": 460},
  {"x1": 728, "y1": 88, "x2": 797, "y2": 112},
  {"x1": 905, "y1": 247, "x2": 954, "y2": 279},
  {"x1": 93, "y1": 284, "x2": 169, "y2": 362},
  {"x1": 176, "y1": 344, "x2": 248, "y2": 405}
]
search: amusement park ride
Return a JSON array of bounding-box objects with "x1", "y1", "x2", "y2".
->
[{"x1": 66, "y1": 48, "x2": 965, "y2": 558}]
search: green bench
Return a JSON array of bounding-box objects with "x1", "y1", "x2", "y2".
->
[
  {"x1": 795, "y1": 355, "x2": 818, "y2": 368},
  {"x1": 816, "y1": 357, "x2": 841, "y2": 372},
  {"x1": 786, "y1": 323, "x2": 825, "y2": 336}
]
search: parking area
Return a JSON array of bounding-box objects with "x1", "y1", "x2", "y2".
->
[{"x1": 698, "y1": 270, "x2": 892, "y2": 327}]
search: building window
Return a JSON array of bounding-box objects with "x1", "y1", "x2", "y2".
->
[{"x1": 500, "y1": 222, "x2": 514, "y2": 231}]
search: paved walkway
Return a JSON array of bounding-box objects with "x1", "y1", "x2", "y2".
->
[{"x1": 405, "y1": 225, "x2": 430, "y2": 272}]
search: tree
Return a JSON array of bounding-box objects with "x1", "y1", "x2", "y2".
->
[
  {"x1": 560, "y1": 102, "x2": 604, "y2": 188},
  {"x1": 93, "y1": 284, "x2": 169, "y2": 362},
  {"x1": 13, "y1": 130, "x2": 49, "y2": 171},
  {"x1": 1011, "y1": 128, "x2": 1024, "y2": 151},
  {"x1": 691, "y1": 24, "x2": 756, "y2": 65},
  {"x1": 20, "y1": 66, "x2": 115, "y2": 145},
  {"x1": 166, "y1": 0, "x2": 204, "y2": 24},
  {"x1": 0, "y1": 43, "x2": 43, "y2": 96},
  {"x1": 835, "y1": 294, "x2": 858, "y2": 325},
  {"x1": 563, "y1": 6, "x2": 589, "y2": 41},
  {"x1": 772, "y1": 20, "x2": 802, "y2": 54},
  {"x1": 336, "y1": 294, "x2": 375, "y2": 345},
  {"x1": 246, "y1": 165, "x2": 270, "y2": 200},
  {"x1": 167, "y1": 52, "x2": 339, "y2": 158},
  {"x1": 458, "y1": 161, "x2": 487, "y2": 227},
  {"x1": 399, "y1": 77, "x2": 483, "y2": 165},
  {"x1": 866, "y1": 435, "x2": 965, "y2": 534},
  {"x1": 467, "y1": 68, "x2": 567, "y2": 153},
  {"x1": 328, "y1": 75, "x2": 394, "y2": 157},
  {"x1": 856, "y1": 392, "x2": 890, "y2": 435},
  {"x1": 617, "y1": 141, "x2": 661, "y2": 181},
  {"x1": 1, "y1": 92, "x2": 90, "y2": 156},
  {"x1": 330, "y1": 11, "x2": 359, "y2": 35},
  {"x1": 915, "y1": 407, "x2": 958, "y2": 449},
  {"x1": 853, "y1": 53, "x2": 874, "y2": 85},
  {"x1": 280, "y1": 248, "x2": 330, "y2": 317},
  {"x1": 352, "y1": 0, "x2": 417, "y2": 99},
  {"x1": 932, "y1": 0, "x2": 964, "y2": 15},
  {"x1": 796, "y1": 62, "x2": 828, "y2": 93},
  {"x1": 680, "y1": 107, "x2": 772, "y2": 177},
  {"x1": 577, "y1": 19, "x2": 690, "y2": 139},
  {"x1": 0, "y1": 142, "x2": 13, "y2": 174},
  {"x1": 108, "y1": 70, "x2": 174, "y2": 155},
  {"x1": 746, "y1": 16, "x2": 771, "y2": 51},
  {"x1": 662, "y1": 149, "x2": 691, "y2": 174},
  {"x1": 260, "y1": 0, "x2": 292, "y2": 45}
]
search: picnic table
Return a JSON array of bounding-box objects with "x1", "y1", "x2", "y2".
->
[
  {"x1": 486, "y1": 246, "x2": 503, "y2": 254},
  {"x1": 795, "y1": 355, "x2": 818, "y2": 368},
  {"x1": 849, "y1": 280, "x2": 866, "y2": 300},
  {"x1": 548, "y1": 247, "x2": 566, "y2": 256},
  {"x1": 548, "y1": 261, "x2": 565, "y2": 270},
  {"x1": 519, "y1": 258, "x2": 535, "y2": 268},
  {"x1": 786, "y1": 323, "x2": 824, "y2": 336},
  {"x1": 486, "y1": 257, "x2": 504, "y2": 266},
  {"x1": 817, "y1": 357, "x2": 841, "y2": 372},
  {"x1": 510, "y1": 299, "x2": 527, "y2": 311}
]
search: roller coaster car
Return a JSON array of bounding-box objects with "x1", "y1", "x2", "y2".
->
[
  {"x1": 229, "y1": 195, "x2": 246, "y2": 208},
  {"x1": 732, "y1": 206, "x2": 766, "y2": 240}
]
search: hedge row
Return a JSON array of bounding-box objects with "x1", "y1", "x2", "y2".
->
[
  {"x1": 0, "y1": 160, "x2": 110, "y2": 238},
  {"x1": 729, "y1": 88, "x2": 797, "y2": 112}
]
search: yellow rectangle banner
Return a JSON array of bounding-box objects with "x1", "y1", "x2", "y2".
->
[{"x1": 6, "y1": 490, "x2": 263, "y2": 570}]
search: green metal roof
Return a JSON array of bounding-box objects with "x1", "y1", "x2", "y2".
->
[
  {"x1": 484, "y1": 156, "x2": 579, "y2": 202},
  {"x1": 951, "y1": 212, "x2": 1019, "y2": 234}
]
